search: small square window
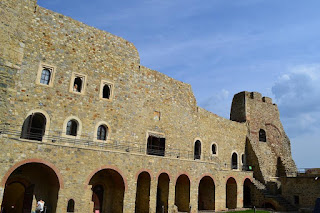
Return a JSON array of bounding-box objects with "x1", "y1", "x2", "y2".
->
[
  {"x1": 100, "y1": 80, "x2": 114, "y2": 101},
  {"x1": 69, "y1": 72, "x2": 87, "y2": 94},
  {"x1": 36, "y1": 63, "x2": 56, "y2": 87}
]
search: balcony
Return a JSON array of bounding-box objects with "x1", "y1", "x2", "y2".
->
[{"x1": 0, "y1": 124, "x2": 225, "y2": 167}]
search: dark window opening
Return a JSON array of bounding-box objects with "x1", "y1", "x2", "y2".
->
[
  {"x1": 294, "y1": 195, "x2": 299, "y2": 205},
  {"x1": 259, "y1": 129, "x2": 266, "y2": 142},
  {"x1": 147, "y1": 135, "x2": 165, "y2": 156},
  {"x1": 231, "y1": 153, "x2": 238, "y2": 169},
  {"x1": 21, "y1": 113, "x2": 46, "y2": 141},
  {"x1": 102, "y1": 84, "x2": 111, "y2": 99},
  {"x1": 242, "y1": 154, "x2": 246, "y2": 164},
  {"x1": 40, "y1": 68, "x2": 51, "y2": 85},
  {"x1": 212, "y1": 144, "x2": 217, "y2": 155},
  {"x1": 194, "y1": 140, "x2": 201, "y2": 160},
  {"x1": 66, "y1": 120, "x2": 78, "y2": 136},
  {"x1": 97, "y1": 125, "x2": 107, "y2": 141},
  {"x1": 73, "y1": 77, "x2": 83, "y2": 92},
  {"x1": 67, "y1": 199, "x2": 75, "y2": 212}
]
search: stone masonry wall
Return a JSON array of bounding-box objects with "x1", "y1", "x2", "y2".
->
[
  {"x1": 0, "y1": 0, "x2": 255, "y2": 212},
  {"x1": 231, "y1": 92, "x2": 297, "y2": 184}
]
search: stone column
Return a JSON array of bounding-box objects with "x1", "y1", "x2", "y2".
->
[
  {"x1": 168, "y1": 178, "x2": 176, "y2": 213},
  {"x1": 189, "y1": 180, "x2": 198, "y2": 213},
  {"x1": 215, "y1": 178, "x2": 226, "y2": 211},
  {"x1": 149, "y1": 176, "x2": 157, "y2": 213},
  {"x1": 238, "y1": 178, "x2": 243, "y2": 208},
  {"x1": 123, "y1": 176, "x2": 137, "y2": 213},
  {"x1": 55, "y1": 188, "x2": 67, "y2": 213}
]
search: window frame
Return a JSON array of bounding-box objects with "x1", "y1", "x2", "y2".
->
[
  {"x1": 99, "y1": 80, "x2": 114, "y2": 101},
  {"x1": 259, "y1": 129, "x2": 267, "y2": 142},
  {"x1": 69, "y1": 72, "x2": 87, "y2": 95},
  {"x1": 36, "y1": 62, "x2": 56, "y2": 87},
  {"x1": 211, "y1": 142, "x2": 218, "y2": 156},
  {"x1": 94, "y1": 121, "x2": 110, "y2": 142},
  {"x1": 62, "y1": 116, "x2": 82, "y2": 139}
]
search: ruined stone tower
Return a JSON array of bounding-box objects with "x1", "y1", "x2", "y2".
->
[{"x1": 231, "y1": 91, "x2": 297, "y2": 184}]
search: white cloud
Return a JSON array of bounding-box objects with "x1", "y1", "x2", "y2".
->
[{"x1": 272, "y1": 64, "x2": 320, "y2": 168}]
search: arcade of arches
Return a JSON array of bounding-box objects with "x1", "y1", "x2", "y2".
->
[{"x1": 1, "y1": 161, "x2": 253, "y2": 213}]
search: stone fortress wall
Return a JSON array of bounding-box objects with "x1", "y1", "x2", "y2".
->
[{"x1": 1, "y1": 0, "x2": 317, "y2": 213}]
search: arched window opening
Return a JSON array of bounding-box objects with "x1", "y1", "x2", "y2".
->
[
  {"x1": 102, "y1": 84, "x2": 111, "y2": 99},
  {"x1": 259, "y1": 129, "x2": 266, "y2": 142},
  {"x1": 147, "y1": 135, "x2": 166, "y2": 156},
  {"x1": 226, "y1": 177, "x2": 237, "y2": 209},
  {"x1": 175, "y1": 175, "x2": 190, "y2": 212},
  {"x1": 21, "y1": 113, "x2": 46, "y2": 141},
  {"x1": 198, "y1": 176, "x2": 215, "y2": 211},
  {"x1": 97, "y1": 125, "x2": 107, "y2": 141},
  {"x1": 212, "y1": 144, "x2": 217, "y2": 155},
  {"x1": 231, "y1": 153, "x2": 238, "y2": 170},
  {"x1": 89, "y1": 169, "x2": 125, "y2": 213},
  {"x1": 2, "y1": 163, "x2": 60, "y2": 213},
  {"x1": 194, "y1": 140, "x2": 201, "y2": 160},
  {"x1": 73, "y1": 77, "x2": 83, "y2": 92},
  {"x1": 135, "y1": 172, "x2": 151, "y2": 213},
  {"x1": 40, "y1": 68, "x2": 51, "y2": 85},
  {"x1": 67, "y1": 199, "x2": 75, "y2": 212},
  {"x1": 66, "y1": 120, "x2": 78, "y2": 136},
  {"x1": 156, "y1": 173, "x2": 169, "y2": 213}
]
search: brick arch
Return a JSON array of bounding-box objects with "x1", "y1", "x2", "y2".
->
[
  {"x1": 225, "y1": 176, "x2": 237, "y2": 184},
  {"x1": 265, "y1": 123, "x2": 282, "y2": 136},
  {"x1": 197, "y1": 173, "x2": 216, "y2": 185},
  {"x1": 156, "y1": 170, "x2": 171, "y2": 181},
  {"x1": 174, "y1": 172, "x2": 192, "y2": 184},
  {"x1": 85, "y1": 165, "x2": 128, "y2": 191},
  {"x1": 1, "y1": 158, "x2": 64, "y2": 188},
  {"x1": 242, "y1": 176, "x2": 253, "y2": 185},
  {"x1": 135, "y1": 169, "x2": 153, "y2": 180}
]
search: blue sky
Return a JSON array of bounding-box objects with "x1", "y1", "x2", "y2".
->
[{"x1": 38, "y1": 0, "x2": 320, "y2": 168}]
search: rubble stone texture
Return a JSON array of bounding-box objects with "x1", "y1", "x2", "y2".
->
[{"x1": 2, "y1": 0, "x2": 315, "y2": 213}]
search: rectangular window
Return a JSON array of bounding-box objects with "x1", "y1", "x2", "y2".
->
[
  {"x1": 147, "y1": 135, "x2": 165, "y2": 157},
  {"x1": 69, "y1": 72, "x2": 87, "y2": 94}
]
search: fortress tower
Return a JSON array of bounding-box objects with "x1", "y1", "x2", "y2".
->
[{"x1": 231, "y1": 91, "x2": 297, "y2": 184}]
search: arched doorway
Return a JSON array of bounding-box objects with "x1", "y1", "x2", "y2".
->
[
  {"x1": 198, "y1": 176, "x2": 215, "y2": 211},
  {"x1": 226, "y1": 177, "x2": 237, "y2": 209},
  {"x1": 135, "y1": 172, "x2": 151, "y2": 213},
  {"x1": 243, "y1": 179, "x2": 253, "y2": 208},
  {"x1": 1, "y1": 162, "x2": 60, "y2": 213},
  {"x1": 156, "y1": 173, "x2": 169, "y2": 213},
  {"x1": 175, "y1": 175, "x2": 190, "y2": 212},
  {"x1": 21, "y1": 113, "x2": 46, "y2": 141},
  {"x1": 89, "y1": 169, "x2": 125, "y2": 213}
]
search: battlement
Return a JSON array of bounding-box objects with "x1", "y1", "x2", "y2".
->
[
  {"x1": 230, "y1": 91, "x2": 278, "y2": 122},
  {"x1": 248, "y1": 92, "x2": 274, "y2": 105}
]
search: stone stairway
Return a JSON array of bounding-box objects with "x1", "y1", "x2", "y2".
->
[{"x1": 252, "y1": 178, "x2": 298, "y2": 212}]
